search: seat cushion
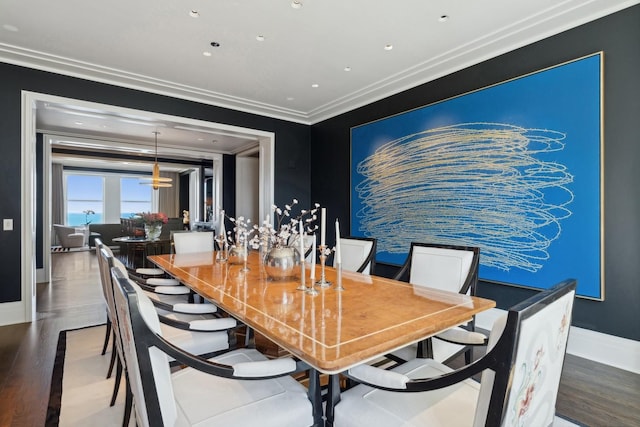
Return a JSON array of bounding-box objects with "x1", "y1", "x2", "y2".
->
[
  {"x1": 172, "y1": 348, "x2": 313, "y2": 427},
  {"x1": 159, "y1": 323, "x2": 230, "y2": 358},
  {"x1": 335, "y1": 358, "x2": 480, "y2": 427}
]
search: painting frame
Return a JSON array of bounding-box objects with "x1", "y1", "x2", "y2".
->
[{"x1": 350, "y1": 52, "x2": 604, "y2": 300}]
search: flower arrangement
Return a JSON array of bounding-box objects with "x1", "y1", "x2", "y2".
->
[
  {"x1": 138, "y1": 212, "x2": 168, "y2": 226},
  {"x1": 259, "y1": 199, "x2": 320, "y2": 249},
  {"x1": 83, "y1": 209, "x2": 95, "y2": 225}
]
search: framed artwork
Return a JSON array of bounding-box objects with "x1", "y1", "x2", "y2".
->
[{"x1": 350, "y1": 53, "x2": 603, "y2": 299}]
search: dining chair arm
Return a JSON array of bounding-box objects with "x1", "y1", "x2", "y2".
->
[{"x1": 434, "y1": 328, "x2": 488, "y2": 346}]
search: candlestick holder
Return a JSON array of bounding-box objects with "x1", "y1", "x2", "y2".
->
[
  {"x1": 316, "y1": 244, "x2": 332, "y2": 287},
  {"x1": 335, "y1": 262, "x2": 344, "y2": 291},
  {"x1": 296, "y1": 260, "x2": 318, "y2": 295},
  {"x1": 215, "y1": 234, "x2": 228, "y2": 263},
  {"x1": 240, "y1": 239, "x2": 250, "y2": 272}
]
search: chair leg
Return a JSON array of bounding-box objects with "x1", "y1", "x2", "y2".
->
[
  {"x1": 106, "y1": 331, "x2": 117, "y2": 379},
  {"x1": 110, "y1": 356, "x2": 123, "y2": 406},
  {"x1": 244, "y1": 326, "x2": 254, "y2": 348},
  {"x1": 101, "y1": 317, "x2": 112, "y2": 355},
  {"x1": 123, "y1": 372, "x2": 133, "y2": 427}
]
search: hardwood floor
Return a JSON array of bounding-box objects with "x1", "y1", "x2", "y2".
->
[{"x1": 0, "y1": 250, "x2": 638, "y2": 426}]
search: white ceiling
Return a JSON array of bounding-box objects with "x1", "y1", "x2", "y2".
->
[{"x1": 1, "y1": 0, "x2": 637, "y2": 161}]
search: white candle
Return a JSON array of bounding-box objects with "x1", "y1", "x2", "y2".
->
[
  {"x1": 219, "y1": 210, "x2": 226, "y2": 238},
  {"x1": 335, "y1": 219, "x2": 341, "y2": 265},
  {"x1": 299, "y1": 220, "x2": 305, "y2": 262},
  {"x1": 310, "y1": 234, "x2": 316, "y2": 280},
  {"x1": 320, "y1": 207, "x2": 326, "y2": 246}
]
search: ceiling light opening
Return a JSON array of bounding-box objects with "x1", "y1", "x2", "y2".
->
[
  {"x1": 311, "y1": 84, "x2": 319, "y2": 88},
  {"x1": 203, "y1": 51, "x2": 212, "y2": 57},
  {"x1": 189, "y1": 10, "x2": 200, "y2": 18},
  {"x1": 438, "y1": 15, "x2": 449, "y2": 22},
  {"x1": 384, "y1": 44, "x2": 393, "y2": 51},
  {"x1": 344, "y1": 66, "x2": 352, "y2": 72},
  {"x1": 291, "y1": 1, "x2": 302, "y2": 9},
  {"x1": 210, "y1": 41, "x2": 220, "y2": 48},
  {"x1": 256, "y1": 35, "x2": 265, "y2": 41}
]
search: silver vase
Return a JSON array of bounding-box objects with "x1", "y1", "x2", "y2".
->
[
  {"x1": 228, "y1": 246, "x2": 248, "y2": 265},
  {"x1": 264, "y1": 246, "x2": 300, "y2": 280}
]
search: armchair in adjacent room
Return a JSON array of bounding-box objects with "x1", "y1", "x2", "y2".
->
[{"x1": 53, "y1": 224, "x2": 85, "y2": 250}]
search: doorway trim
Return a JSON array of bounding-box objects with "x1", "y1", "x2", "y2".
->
[{"x1": 15, "y1": 90, "x2": 274, "y2": 324}]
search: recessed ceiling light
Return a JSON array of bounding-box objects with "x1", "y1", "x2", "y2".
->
[
  {"x1": 291, "y1": 1, "x2": 302, "y2": 9},
  {"x1": 344, "y1": 66, "x2": 352, "y2": 72},
  {"x1": 210, "y1": 41, "x2": 220, "y2": 48},
  {"x1": 311, "y1": 84, "x2": 319, "y2": 88},
  {"x1": 256, "y1": 35, "x2": 265, "y2": 42},
  {"x1": 384, "y1": 44, "x2": 393, "y2": 51},
  {"x1": 189, "y1": 10, "x2": 200, "y2": 18},
  {"x1": 203, "y1": 51, "x2": 212, "y2": 57},
  {"x1": 438, "y1": 15, "x2": 449, "y2": 22},
  {"x1": 2, "y1": 24, "x2": 18, "y2": 32},
  {"x1": 197, "y1": 138, "x2": 204, "y2": 141},
  {"x1": 74, "y1": 121, "x2": 83, "y2": 125},
  {"x1": 286, "y1": 97, "x2": 294, "y2": 101}
]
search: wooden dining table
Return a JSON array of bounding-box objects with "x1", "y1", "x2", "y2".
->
[{"x1": 148, "y1": 250, "x2": 496, "y2": 375}]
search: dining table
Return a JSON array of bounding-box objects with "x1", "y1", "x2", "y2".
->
[{"x1": 147, "y1": 250, "x2": 496, "y2": 425}]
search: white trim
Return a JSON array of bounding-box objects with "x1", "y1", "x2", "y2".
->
[
  {"x1": 20, "y1": 92, "x2": 36, "y2": 322},
  {"x1": 476, "y1": 308, "x2": 640, "y2": 374},
  {"x1": 10, "y1": 90, "x2": 276, "y2": 326}
]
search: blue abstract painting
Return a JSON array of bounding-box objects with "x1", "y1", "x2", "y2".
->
[{"x1": 351, "y1": 53, "x2": 603, "y2": 299}]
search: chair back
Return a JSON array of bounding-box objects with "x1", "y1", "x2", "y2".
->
[
  {"x1": 173, "y1": 231, "x2": 214, "y2": 254},
  {"x1": 111, "y1": 267, "x2": 176, "y2": 427},
  {"x1": 97, "y1": 244, "x2": 128, "y2": 365},
  {"x1": 288, "y1": 233, "x2": 315, "y2": 261},
  {"x1": 472, "y1": 280, "x2": 576, "y2": 426},
  {"x1": 335, "y1": 237, "x2": 377, "y2": 274},
  {"x1": 94, "y1": 238, "x2": 111, "y2": 319},
  {"x1": 401, "y1": 242, "x2": 479, "y2": 295}
]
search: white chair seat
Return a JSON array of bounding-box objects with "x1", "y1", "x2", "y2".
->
[
  {"x1": 147, "y1": 277, "x2": 181, "y2": 286},
  {"x1": 171, "y1": 348, "x2": 314, "y2": 427},
  {"x1": 136, "y1": 267, "x2": 166, "y2": 276},
  {"x1": 335, "y1": 358, "x2": 479, "y2": 427},
  {"x1": 159, "y1": 320, "x2": 230, "y2": 358}
]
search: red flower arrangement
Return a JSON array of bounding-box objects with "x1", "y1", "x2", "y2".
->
[{"x1": 138, "y1": 212, "x2": 168, "y2": 226}]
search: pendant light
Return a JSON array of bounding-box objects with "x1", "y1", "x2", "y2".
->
[{"x1": 141, "y1": 131, "x2": 172, "y2": 190}]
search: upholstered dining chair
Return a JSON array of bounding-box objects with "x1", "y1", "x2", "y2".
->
[
  {"x1": 331, "y1": 236, "x2": 377, "y2": 274},
  {"x1": 390, "y1": 242, "x2": 485, "y2": 364},
  {"x1": 331, "y1": 279, "x2": 577, "y2": 427},
  {"x1": 111, "y1": 266, "x2": 321, "y2": 427},
  {"x1": 101, "y1": 249, "x2": 238, "y2": 425},
  {"x1": 53, "y1": 224, "x2": 85, "y2": 250}
]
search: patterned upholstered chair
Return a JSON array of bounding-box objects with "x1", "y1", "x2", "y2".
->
[{"x1": 330, "y1": 279, "x2": 577, "y2": 427}]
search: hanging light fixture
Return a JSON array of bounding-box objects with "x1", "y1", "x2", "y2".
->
[{"x1": 141, "y1": 131, "x2": 172, "y2": 190}]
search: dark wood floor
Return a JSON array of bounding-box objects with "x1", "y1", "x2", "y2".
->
[{"x1": 0, "y1": 250, "x2": 638, "y2": 426}]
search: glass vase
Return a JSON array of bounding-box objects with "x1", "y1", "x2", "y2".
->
[{"x1": 144, "y1": 223, "x2": 162, "y2": 240}]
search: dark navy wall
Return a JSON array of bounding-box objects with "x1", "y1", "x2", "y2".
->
[
  {"x1": 0, "y1": 65, "x2": 310, "y2": 304},
  {"x1": 310, "y1": 6, "x2": 640, "y2": 341}
]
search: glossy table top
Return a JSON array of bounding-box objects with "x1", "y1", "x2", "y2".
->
[{"x1": 148, "y1": 251, "x2": 495, "y2": 374}]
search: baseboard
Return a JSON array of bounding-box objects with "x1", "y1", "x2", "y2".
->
[
  {"x1": 0, "y1": 301, "x2": 28, "y2": 326},
  {"x1": 476, "y1": 308, "x2": 640, "y2": 374}
]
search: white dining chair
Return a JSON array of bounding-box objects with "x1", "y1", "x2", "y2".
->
[
  {"x1": 389, "y1": 242, "x2": 486, "y2": 364},
  {"x1": 331, "y1": 237, "x2": 377, "y2": 274},
  {"x1": 111, "y1": 266, "x2": 321, "y2": 427}
]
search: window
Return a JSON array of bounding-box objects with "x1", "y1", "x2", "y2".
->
[
  {"x1": 66, "y1": 174, "x2": 104, "y2": 225},
  {"x1": 121, "y1": 177, "x2": 152, "y2": 217}
]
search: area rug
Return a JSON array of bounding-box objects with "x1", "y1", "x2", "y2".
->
[
  {"x1": 46, "y1": 326, "x2": 582, "y2": 427},
  {"x1": 45, "y1": 325, "x2": 134, "y2": 427}
]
